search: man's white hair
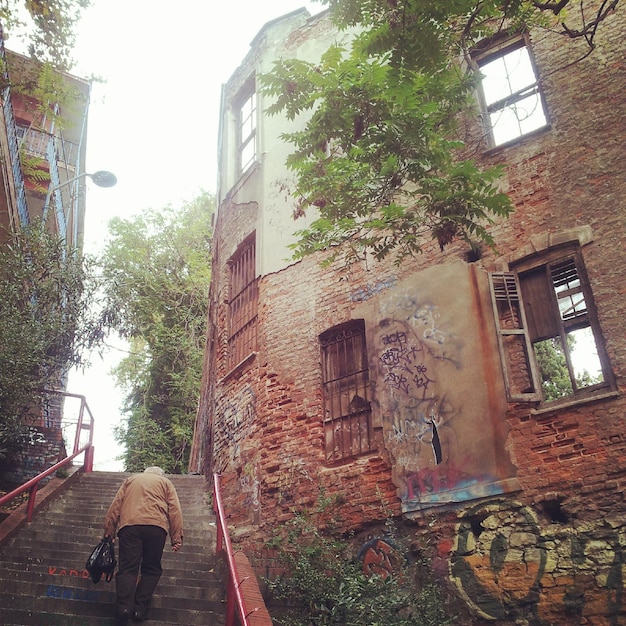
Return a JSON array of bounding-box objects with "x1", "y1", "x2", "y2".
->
[{"x1": 144, "y1": 466, "x2": 165, "y2": 476}]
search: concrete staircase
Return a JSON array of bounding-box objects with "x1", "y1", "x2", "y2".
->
[{"x1": 0, "y1": 471, "x2": 227, "y2": 625}]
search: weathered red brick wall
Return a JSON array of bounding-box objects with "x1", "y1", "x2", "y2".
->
[{"x1": 194, "y1": 7, "x2": 626, "y2": 624}]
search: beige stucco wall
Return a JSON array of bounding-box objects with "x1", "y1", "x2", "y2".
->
[{"x1": 355, "y1": 262, "x2": 519, "y2": 513}]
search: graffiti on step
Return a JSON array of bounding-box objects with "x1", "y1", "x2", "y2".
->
[
  {"x1": 45, "y1": 584, "x2": 114, "y2": 603},
  {"x1": 450, "y1": 500, "x2": 625, "y2": 624},
  {"x1": 38, "y1": 616, "x2": 109, "y2": 626},
  {"x1": 48, "y1": 566, "x2": 89, "y2": 578}
]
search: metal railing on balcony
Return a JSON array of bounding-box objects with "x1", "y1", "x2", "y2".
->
[
  {"x1": 0, "y1": 33, "x2": 29, "y2": 226},
  {"x1": 16, "y1": 125, "x2": 79, "y2": 166}
]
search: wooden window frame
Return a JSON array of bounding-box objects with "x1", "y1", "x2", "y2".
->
[{"x1": 490, "y1": 245, "x2": 615, "y2": 405}]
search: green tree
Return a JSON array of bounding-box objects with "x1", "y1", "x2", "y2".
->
[
  {"x1": 99, "y1": 193, "x2": 214, "y2": 473},
  {"x1": 0, "y1": 221, "x2": 101, "y2": 459},
  {"x1": 262, "y1": 0, "x2": 619, "y2": 265},
  {"x1": 0, "y1": 0, "x2": 91, "y2": 70},
  {"x1": 534, "y1": 334, "x2": 602, "y2": 402}
]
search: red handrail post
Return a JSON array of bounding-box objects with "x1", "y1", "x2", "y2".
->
[
  {"x1": 226, "y1": 577, "x2": 236, "y2": 626},
  {"x1": 26, "y1": 484, "x2": 38, "y2": 522},
  {"x1": 84, "y1": 444, "x2": 94, "y2": 472},
  {"x1": 0, "y1": 389, "x2": 97, "y2": 524}
]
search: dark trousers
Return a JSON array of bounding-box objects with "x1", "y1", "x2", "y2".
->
[{"x1": 116, "y1": 525, "x2": 167, "y2": 615}]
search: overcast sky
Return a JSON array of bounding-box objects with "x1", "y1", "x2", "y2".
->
[{"x1": 66, "y1": 0, "x2": 323, "y2": 470}]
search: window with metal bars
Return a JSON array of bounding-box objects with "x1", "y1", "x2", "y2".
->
[
  {"x1": 228, "y1": 234, "x2": 258, "y2": 368},
  {"x1": 489, "y1": 246, "x2": 614, "y2": 404},
  {"x1": 320, "y1": 321, "x2": 373, "y2": 463}
]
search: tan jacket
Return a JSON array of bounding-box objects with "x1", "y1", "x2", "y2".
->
[{"x1": 103, "y1": 472, "x2": 183, "y2": 546}]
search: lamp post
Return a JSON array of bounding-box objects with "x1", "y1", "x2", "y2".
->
[
  {"x1": 43, "y1": 170, "x2": 117, "y2": 246},
  {"x1": 53, "y1": 170, "x2": 118, "y2": 191}
]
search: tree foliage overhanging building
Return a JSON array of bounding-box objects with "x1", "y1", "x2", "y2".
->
[
  {"x1": 0, "y1": 223, "x2": 101, "y2": 460},
  {"x1": 0, "y1": 0, "x2": 91, "y2": 70},
  {"x1": 262, "y1": 0, "x2": 619, "y2": 266}
]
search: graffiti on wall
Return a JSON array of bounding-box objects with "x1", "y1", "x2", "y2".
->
[
  {"x1": 350, "y1": 277, "x2": 398, "y2": 303},
  {"x1": 450, "y1": 500, "x2": 625, "y2": 624},
  {"x1": 375, "y1": 316, "x2": 502, "y2": 508},
  {"x1": 357, "y1": 536, "x2": 403, "y2": 580},
  {"x1": 360, "y1": 264, "x2": 518, "y2": 512},
  {"x1": 213, "y1": 385, "x2": 256, "y2": 474},
  {"x1": 239, "y1": 461, "x2": 261, "y2": 513}
]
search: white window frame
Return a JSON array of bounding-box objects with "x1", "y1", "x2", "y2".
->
[
  {"x1": 237, "y1": 83, "x2": 257, "y2": 174},
  {"x1": 475, "y1": 35, "x2": 548, "y2": 147}
]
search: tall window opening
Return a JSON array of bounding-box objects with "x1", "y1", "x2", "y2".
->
[
  {"x1": 476, "y1": 36, "x2": 548, "y2": 147},
  {"x1": 490, "y1": 246, "x2": 614, "y2": 404},
  {"x1": 228, "y1": 234, "x2": 258, "y2": 368},
  {"x1": 238, "y1": 83, "x2": 257, "y2": 174},
  {"x1": 320, "y1": 321, "x2": 373, "y2": 463}
]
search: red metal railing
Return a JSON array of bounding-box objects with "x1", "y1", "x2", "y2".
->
[
  {"x1": 0, "y1": 390, "x2": 95, "y2": 522},
  {"x1": 213, "y1": 473, "x2": 262, "y2": 626}
]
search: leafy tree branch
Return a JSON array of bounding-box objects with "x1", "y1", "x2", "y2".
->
[
  {"x1": 0, "y1": 0, "x2": 91, "y2": 70},
  {"x1": 262, "y1": 0, "x2": 619, "y2": 265}
]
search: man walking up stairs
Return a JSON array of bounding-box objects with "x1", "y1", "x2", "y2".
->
[{"x1": 0, "y1": 471, "x2": 226, "y2": 625}]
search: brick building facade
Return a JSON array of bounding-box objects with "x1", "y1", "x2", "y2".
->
[{"x1": 190, "y1": 6, "x2": 626, "y2": 623}]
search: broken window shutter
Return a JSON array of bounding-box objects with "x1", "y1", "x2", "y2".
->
[
  {"x1": 489, "y1": 272, "x2": 542, "y2": 402},
  {"x1": 518, "y1": 265, "x2": 561, "y2": 342}
]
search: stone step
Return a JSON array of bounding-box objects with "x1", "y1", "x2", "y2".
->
[
  {"x1": 0, "y1": 471, "x2": 227, "y2": 625},
  {"x1": 0, "y1": 535, "x2": 215, "y2": 565},
  {"x1": 0, "y1": 566, "x2": 225, "y2": 598}
]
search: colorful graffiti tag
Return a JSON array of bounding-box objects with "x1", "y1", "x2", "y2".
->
[
  {"x1": 374, "y1": 318, "x2": 479, "y2": 506},
  {"x1": 450, "y1": 500, "x2": 624, "y2": 624},
  {"x1": 358, "y1": 536, "x2": 403, "y2": 580},
  {"x1": 365, "y1": 265, "x2": 518, "y2": 512}
]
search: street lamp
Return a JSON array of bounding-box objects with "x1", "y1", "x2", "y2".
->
[
  {"x1": 50, "y1": 169, "x2": 118, "y2": 192},
  {"x1": 43, "y1": 169, "x2": 117, "y2": 246}
]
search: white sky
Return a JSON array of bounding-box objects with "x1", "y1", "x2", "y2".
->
[{"x1": 65, "y1": 0, "x2": 323, "y2": 470}]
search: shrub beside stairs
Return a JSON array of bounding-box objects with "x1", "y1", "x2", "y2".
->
[{"x1": 0, "y1": 470, "x2": 228, "y2": 625}]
